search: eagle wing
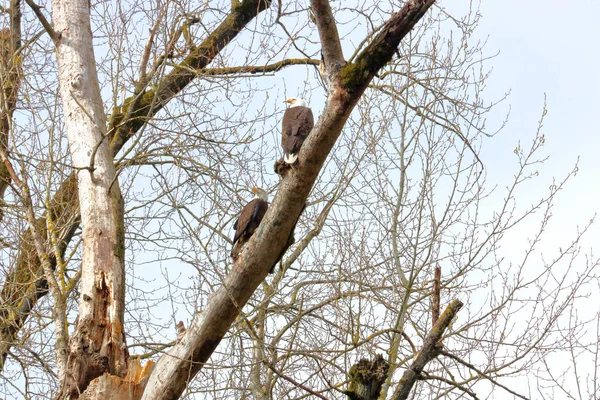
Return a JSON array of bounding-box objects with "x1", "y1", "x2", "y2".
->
[
  {"x1": 282, "y1": 106, "x2": 314, "y2": 155},
  {"x1": 233, "y1": 199, "x2": 268, "y2": 245}
]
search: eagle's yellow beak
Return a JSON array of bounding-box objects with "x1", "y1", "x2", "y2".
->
[
  {"x1": 251, "y1": 186, "x2": 258, "y2": 193},
  {"x1": 284, "y1": 98, "x2": 293, "y2": 104}
]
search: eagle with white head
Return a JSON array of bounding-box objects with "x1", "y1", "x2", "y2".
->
[{"x1": 281, "y1": 98, "x2": 314, "y2": 165}]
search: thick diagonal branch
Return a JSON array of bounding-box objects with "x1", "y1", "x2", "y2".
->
[
  {"x1": 140, "y1": 1, "x2": 437, "y2": 399},
  {"x1": 340, "y1": 0, "x2": 436, "y2": 94},
  {"x1": 108, "y1": 0, "x2": 272, "y2": 156}
]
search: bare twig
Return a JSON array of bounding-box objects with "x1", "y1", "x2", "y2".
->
[
  {"x1": 432, "y1": 266, "x2": 441, "y2": 327},
  {"x1": 199, "y1": 58, "x2": 320, "y2": 76},
  {"x1": 24, "y1": 0, "x2": 58, "y2": 41},
  {"x1": 264, "y1": 360, "x2": 329, "y2": 400},
  {"x1": 441, "y1": 351, "x2": 530, "y2": 400}
]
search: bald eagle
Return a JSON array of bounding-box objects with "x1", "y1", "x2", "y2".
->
[
  {"x1": 282, "y1": 98, "x2": 314, "y2": 164},
  {"x1": 231, "y1": 187, "x2": 269, "y2": 260}
]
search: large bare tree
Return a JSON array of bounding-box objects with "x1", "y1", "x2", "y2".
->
[{"x1": 0, "y1": 0, "x2": 598, "y2": 399}]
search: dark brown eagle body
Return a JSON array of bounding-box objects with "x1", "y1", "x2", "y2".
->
[
  {"x1": 231, "y1": 191, "x2": 268, "y2": 260},
  {"x1": 282, "y1": 101, "x2": 314, "y2": 164}
]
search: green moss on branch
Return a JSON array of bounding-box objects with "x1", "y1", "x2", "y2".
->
[{"x1": 339, "y1": 0, "x2": 436, "y2": 94}]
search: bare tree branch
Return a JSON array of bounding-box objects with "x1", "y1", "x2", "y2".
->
[
  {"x1": 264, "y1": 360, "x2": 329, "y2": 400},
  {"x1": 441, "y1": 351, "x2": 531, "y2": 400},
  {"x1": 23, "y1": 0, "x2": 57, "y2": 42},
  {"x1": 340, "y1": 0, "x2": 436, "y2": 94},
  {"x1": 310, "y1": 0, "x2": 345, "y2": 73},
  {"x1": 108, "y1": 0, "x2": 273, "y2": 156},
  {"x1": 432, "y1": 266, "x2": 441, "y2": 327},
  {"x1": 392, "y1": 299, "x2": 463, "y2": 400},
  {"x1": 200, "y1": 58, "x2": 320, "y2": 76}
]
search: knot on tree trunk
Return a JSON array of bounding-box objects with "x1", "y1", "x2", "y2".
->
[{"x1": 344, "y1": 354, "x2": 389, "y2": 400}]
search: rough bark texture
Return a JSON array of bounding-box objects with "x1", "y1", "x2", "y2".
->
[
  {"x1": 392, "y1": 299, "x2": 463, "y2": 400},
  {"x1": 0, "y1": 0, "x2": 271, "y2": 376},
  {"x1": 140, "y1": 1, "x2": 437, "y2": 399},
  {"x1": 52, "y1": 0, "x2": 128, "y2": 395},
  {"x1": 344, "y1": 355, "x2": 390, "y2": 400}
]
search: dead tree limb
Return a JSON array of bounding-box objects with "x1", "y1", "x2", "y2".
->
[{"x1": 344, "y1": 354, "x2": 389, "y2": 400}]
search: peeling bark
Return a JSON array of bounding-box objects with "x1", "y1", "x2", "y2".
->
[
  {"x1": 78, "y1": 358, "x2": 155, "y2": 400},
  {"x1": 51, "y1": 0, "x2": 128, "y2": 395}
]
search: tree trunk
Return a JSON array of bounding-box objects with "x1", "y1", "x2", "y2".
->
[
  {"x1": 0, "y1": 0, "x2": 270, "y2": 375},
  {"x1": 52, "y1": 0, "x2": 128, "y2": 396},
  {"x1": 77, "y1": 359, "x2": 154, "y2": 400}
]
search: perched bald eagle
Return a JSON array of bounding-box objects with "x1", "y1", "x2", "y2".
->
[
  {"x1": 281, "y1": 98, "x2": 314, "y2": 164},
  {"x1": 231, "y1": 187, "x2": 269, "y2": 260}
]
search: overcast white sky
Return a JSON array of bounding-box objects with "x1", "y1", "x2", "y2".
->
[{"x1": 468, "y1": 0, "x2": 600, "y2": 252}]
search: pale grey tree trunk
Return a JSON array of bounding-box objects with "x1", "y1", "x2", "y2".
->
[{"x1": 52, "y1": 0, "x2": 128, "y2": 396}]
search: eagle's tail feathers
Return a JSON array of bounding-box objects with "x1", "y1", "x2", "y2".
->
[{"x1": 284, "y1": 153, "x2": 298, "y2": 164}]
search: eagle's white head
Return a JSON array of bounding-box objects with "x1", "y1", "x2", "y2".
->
[
  {"x1": 284, "y1": 97, "x2": 307, "y2": 108},
  {"x1": 251, "y1": 187, "x2": 268, "y2": 201}
]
